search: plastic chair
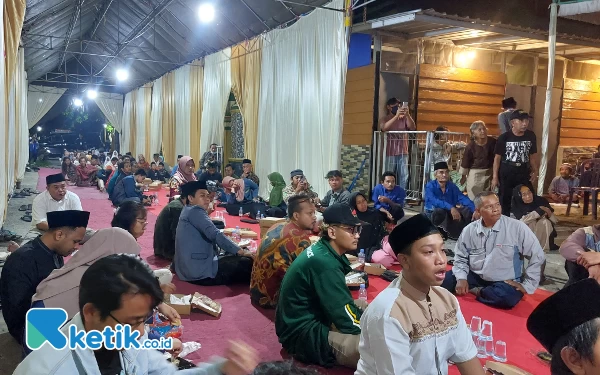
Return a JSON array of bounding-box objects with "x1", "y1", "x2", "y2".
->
[{"x1": 567, "y1": 158, "x2": 600, "y2": 219}]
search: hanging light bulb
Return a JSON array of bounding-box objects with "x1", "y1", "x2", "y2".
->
[
  {"x1": 73, "y1": 98, "x2": 83, "y2": 107},
  {"x1": 87, "y1": 89, "x2": 98, "y2": 100},
  {"x1": 198, "y1": 3, "x2": 215, "y2": 23}
]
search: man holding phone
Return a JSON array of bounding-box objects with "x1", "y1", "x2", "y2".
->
[
  {"x1": 379, "y1": 98, "x2": 415, "y2": 190},
  {"x1": 282, "y1": 169, "x2": 319, "y2": 205}
]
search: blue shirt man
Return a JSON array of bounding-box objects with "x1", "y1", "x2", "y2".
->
[
  {"x1": 425, "y1": 162, "x2": 474, "y2": 240},
  {"x1": 111, "y1": 169, "x2": 146, "y2": 206},
  {"x1": 372, "y1": 171, "x2": 406, "y2": 223}
]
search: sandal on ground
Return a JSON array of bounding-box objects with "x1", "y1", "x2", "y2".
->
[
  {"x1": 23, "y1": 188, "x2": 41, "y2": 194},
  {"x1": 20, "y1": 216, "x2": 32, "y2": 222},
  {"x1": 18, "y1": 205, "x2": 28, "y2": 211},
  {"x1": 27, "y1": 204, "x2": 32, "y2": 210}
]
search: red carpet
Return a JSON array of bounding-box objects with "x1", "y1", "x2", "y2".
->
[{"x1": 37, "y1": 168, "x2": 552, "y2": 374}]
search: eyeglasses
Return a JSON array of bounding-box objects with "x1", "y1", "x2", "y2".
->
[
  {"x1": 334, "y1": 225, "x2": 362, "y2": 236},
  {"x1": 109, "y1": 310, "x2": 153, "y2": 329},
  {"x1": 136, "y1": 218, "x2": 148, "y2": 224}
]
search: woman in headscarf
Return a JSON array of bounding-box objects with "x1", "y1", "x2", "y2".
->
[
  {"x1": 349, "y1": 192, "x2": 388, "y2": 259},
  {"x1": 267, "y1": 172, "x2": 287, "y2": 209},
  {"x1": 31, "y1": 228, "x2": 179, "y2": 321},
  {"x1": 169, "y1": 156, "x2": 197, "y2": 198},
  {"x1": 222, "y1": 175, "x2": 259, "y2": 204},
  {"x1": 61, "y1": 156, "x2": 77, "y2": 183},
  {"x1": 511, "y1": 184, "x2": 558, "y2": 251},
  {"x1": 137, "y1": 154, "x2": 150, "y2": 171},
  {"x1": 75, "y1": 156, "x2": 99, "y2": 187}
]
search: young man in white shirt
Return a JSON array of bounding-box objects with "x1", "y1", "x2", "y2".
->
[{"x1": 356, "y1": 214, "x2": 484, "y2": 375}]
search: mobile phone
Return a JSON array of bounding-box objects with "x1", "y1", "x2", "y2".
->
[{"x1": 401, "y1": 102, "x2": 408, "y2": 108}]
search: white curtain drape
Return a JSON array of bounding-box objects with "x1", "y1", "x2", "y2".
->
[
  {"x1": 256, "y1": 0, "x2": 348, "y2": 197},
  {"x1": 120, "y1": 92, "x2": 134, "y2": 152},
  {"x1": 200, "y1": 47, "x2": 232, "y2": 153},
  {"x1": 15, "y1": 47, "x2": 27, "y2": 180},
  {"x1": 0, "y1": 0, "x2": 6, "y2": 226},
  {"x1": 134, "y1": 85, "x2": 151, "y2": 157},
  {"x1": 7, "y1": 69, "x2": 16, "y2": 194},
  {"x1": 149, "y1": 77, "x2": 163, "y2": 156},
  {"x1": 175, "y1": 65, "x2": 191, "y2": 157},
  {"x1": 94, "y1": 92, "x2": 123, "y2": 133},
  {"x1": 27, "y1": 85, "x2": 66, "y2": 129}
]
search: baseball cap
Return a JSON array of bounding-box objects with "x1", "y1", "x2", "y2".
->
[
  {"x1": 509, "y1": 109, "x2": 530, "y2": 121},
  {"x1": 323, "y1": 204, "x2": 361, "y2": 227}
]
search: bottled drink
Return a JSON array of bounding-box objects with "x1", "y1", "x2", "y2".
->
[
  {"x1": 239, "y1": 207, "x2": 243, "y2": 217},
  {"x1": 358, "y1": 284, "x2": 368, "y2": 302},
  {"x1": 358, "y1": 249, "x2": 366, "y2": 266},
  {"x1": 232, "y1": 226, "x2": 241, "y2": 243},
  {"x1": 256, "y1": 210, "x2": 261, "y2": 220}
]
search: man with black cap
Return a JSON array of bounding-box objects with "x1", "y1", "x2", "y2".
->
[
  {"x1": 425, "y1": 161, "x2": 475, "y2": 240},
  {"x1": 282, "y1": 169, "x2": 319, "y2": 205},
  {"x1": 356, "y1": 214, "x2": 484, "y2": 375},
  {"x1": 276, "y1": 204, "x2": 366, "y2": 369},
  {"x1": 241, "y1": 158, "x2": 260, "y2": 185},
  {"x1": 1, "y1": 210, "x2": 89, "y2": 344},
  {"x1": 442, "y1": 191, "x2": 545, "y2": 309},
  {"x1": 174, "y1": 180, "x2": 254, "y2": 285},
  {"x1": 492, "y1": 109, "x2": 539, "y2": 216},
  {"x1": 527, "y1": 279, "x2": 600, "y2": 374},
  {"x1": 498, "y1": 97, "x2": 517, "y2": 134},
  {"x1": 28, "y1": 173, "x2": 83, "y2": 241}
]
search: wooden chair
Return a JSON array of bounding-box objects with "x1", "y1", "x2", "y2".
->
[{"x1": 567, "y1": 158, "x2": 600, "y2": 219}]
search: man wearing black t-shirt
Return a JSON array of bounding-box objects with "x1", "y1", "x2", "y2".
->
[{"x1": 492, "y1": 110, "x2": 539, "y2": 216}]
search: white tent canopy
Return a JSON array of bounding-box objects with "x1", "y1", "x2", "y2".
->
[
  {"x1": 558, "y1": 0, "x2": 600, "y2": 17},
  {"x1": 27, "y1": 85, "x2": 67, "y2": 129}
]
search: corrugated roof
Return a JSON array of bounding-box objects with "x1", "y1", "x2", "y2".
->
[{"x1": 23, "y1": 0, "x2": 335, "y2": 92}]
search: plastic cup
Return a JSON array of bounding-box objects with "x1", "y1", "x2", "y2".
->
[
  {"x1": 481, "y1": 320, "x2": 493, "y2": 340},
  {"x1": 476, "y1": 336, "x2": 488, "y2": 358},
  {"x1": 493, "y1": 341, "x2": 507, "y2": 362},
  {"x1": 470, "y1": 316, "x2": 482, "y2": 335},
  {"x1": 485, "y1": 337, "x2": 494, "y2": 356}
]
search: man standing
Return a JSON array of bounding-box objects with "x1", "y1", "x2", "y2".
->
[
  {"x1": 1, "y1": 210, "x2": 89, "y2": 344},
  {"x1": 498, "y1": 97, "x2": 517, "y2": 134},
  {"x1": 200, "y1": 143, "x2": 221, "y2": 172},
  {"x1": 250, "y1": 195, "x2": 317, "y2": 308},
  {"x1": 175, "y1": 181, "x2": 254, "y2": 285},
  {"x1": 276, "y1": 204, "x2": 365, "y2": 369},
  {"x1": 320, "y1": 170, "x2": 351, "y2": 209},
  {"x1": 492, "y1": 109, "x2": 539, "y2": 216},
  {"x1": 241, "y1": 158, "x2": 260, "y2": 185},
  {"x1": 14, "y1": 254, "x2": 259, "y2": 375},
  {"x1": 28, "y1": 173, "x2": 83, "y2": 242},
  {"x1": 356, "y1": 214, "x2": 484, "y2": 375},
  {"x1": 379, "y1": 98, "x2": 415, "y2": 189},
  {"x1": 441, "y1": 192, "x2": 545, "y2": 309},
  {"x1": 425, "y1": 161, "x2": 475, "y2": 240}
]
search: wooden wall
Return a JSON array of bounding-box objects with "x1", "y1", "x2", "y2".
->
[
  {"x1": 343, "y1": 64, "x2": 375, "y2": 145},
  {"x1": 416, "y1": 64, "x2": 506, "y2": 135},
  {"x1": 561, "y1": 78, "x2": 600, "y2": 147}
]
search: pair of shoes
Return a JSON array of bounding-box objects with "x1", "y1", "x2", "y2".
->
[{"x1": 469, "y1": 287, "x2": 483, "y2": 297}]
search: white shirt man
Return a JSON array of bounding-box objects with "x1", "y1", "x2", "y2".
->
[{"x1": 356, "y1": 214, "x2": 484, "y2": 375}]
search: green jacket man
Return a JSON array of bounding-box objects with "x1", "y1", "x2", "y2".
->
[{"x1": 275, "y1": 204, "x2": 365, "y2": 369}]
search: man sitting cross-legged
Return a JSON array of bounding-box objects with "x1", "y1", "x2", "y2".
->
[
  {"x1": 14, "y1": 254, "x2": 259, "y2": 375},
  {"x1": 441, "y1": 191, "x2": 545, "y2": 309},
  {"x1": 276, "y1": 204, "x2": 366, "y2": 369},
  {"x1": 548, "y1": 163, "x2": 580, "y2": 205},
  {"x1": 371, "y1": 171, "x2": 406, "y2": 223},
  {"x1": 559, "y1": 223, "x2": 600, "y2": 287},
  {"x1": 174, "y1": 180, "x2": 255, "y2": 286},
  {"x1": 356, "y1": 214, "x2": 484, "y2": 375},
  {"x1": 112, "y1": 168, "x2": 151, "y2": 207},
  {"x1": 250, "y1": 195, "x2": 317, "y2": 309},
  {"x1": 425, "y1": 161, "x2": 475, "y2": 240},
  {"x1": 319, "y1": 170, "x2": 351, "y2": 211}
]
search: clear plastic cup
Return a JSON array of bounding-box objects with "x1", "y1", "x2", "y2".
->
[
  {"x1": 493, "y1": 341, "x2": 507, "y2": 362},
  {"x1": 485, "y1": 337, "x2": 494, "y2": 356},
  {"x1": 476, "y1": 336, "x2": 488, "y2": 358},
  {"x1": 470, "y1": 316, "x2": 482, "y2": 335},
  {"x1": 481, "y1": 320, "x2": 493, "y2": 340}
]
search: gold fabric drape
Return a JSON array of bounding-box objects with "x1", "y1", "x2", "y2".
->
[
  {"x1": 189, "y1": 60, "x2": 204, "y2": 163},
  {"x1": 161, "y1": 72, "x2": 177, "y2": 167},
  {"x1": 4, "y1": 0, "x2": 24, "y2": 87},
  {"x1": 129, "y1": 90, "x2": 137, "y2": 154},
  {"x1": 231, "y1": 37, "x2": 262, "y2": 163}
]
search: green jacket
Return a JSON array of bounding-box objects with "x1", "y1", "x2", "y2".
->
[{"x1": 275, "y1": 238, "x2": 362, "y2": 367}]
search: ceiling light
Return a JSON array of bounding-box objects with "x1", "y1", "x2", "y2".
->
[
  {"x1": 87, "y1": 89, "x2": 98, "y2": 100},
  {"x1": 36, "y1": 126, "x2": 42, "y2": 132},
  {"x1": 198, "y1": 3, "x2": 215, "y2": 23},
  {"x1": 467, "y1": 50, "x2": 476, "y2": 59},
  {"x1": 116, "y1": 69, "x2": 129, "y2": 81},
  {"x1": 38, "y1": 98, "x2": 43, "y2": 103},
  {"x1": 73, "y1": 98, "x2": 83, "y2": 107}
]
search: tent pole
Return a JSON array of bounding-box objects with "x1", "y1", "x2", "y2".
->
[{"x1": 539, "y1": 0, "x2": 558, "y2": 195}]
